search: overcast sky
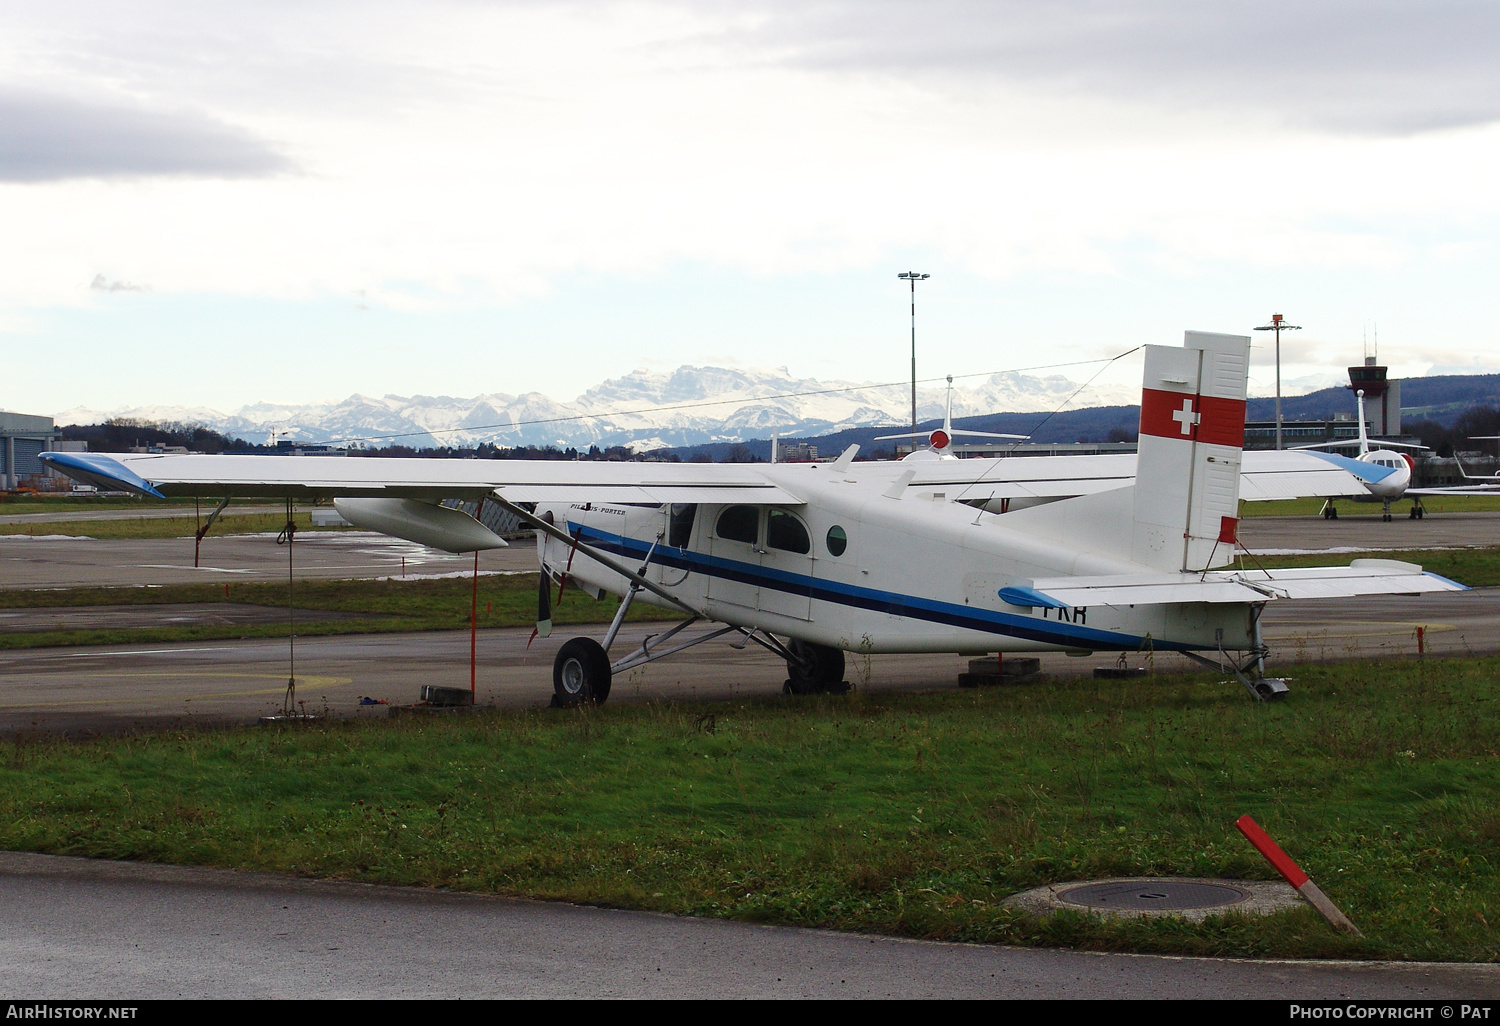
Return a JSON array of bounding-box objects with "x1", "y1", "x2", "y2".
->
[{"x1": 3, "y1": 0, "x2": 1499, "y2": 416}]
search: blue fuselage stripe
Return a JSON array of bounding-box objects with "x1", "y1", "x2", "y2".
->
[{"x1": 573, "y1": 525, "x2": 1193, "y2": 652}]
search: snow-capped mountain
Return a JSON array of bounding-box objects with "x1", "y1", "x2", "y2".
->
[{"x1": 54, "y1": 366, "x2": 1140, "y2": 452}]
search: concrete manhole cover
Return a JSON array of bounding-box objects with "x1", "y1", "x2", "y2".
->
[
  {"x1": 1002, "y1": 877, "x2": 1303, "y2": 921},
  {"x1": 1058, "y1": 880, "x2": 1249, "y2": 912}
]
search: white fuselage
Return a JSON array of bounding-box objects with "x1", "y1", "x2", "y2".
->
[
  {"x1": 1355, "y1": 449, "x2": 1412, "y2": 500},
  {"x1": 538, "y1": 462, "x2": 1255, "y2": 657}
]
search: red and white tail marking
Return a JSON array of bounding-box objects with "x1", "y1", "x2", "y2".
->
[{"x1": 1131, "y1": 331, "x2": 1250, "y2": 573}]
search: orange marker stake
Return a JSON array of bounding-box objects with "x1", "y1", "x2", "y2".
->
[{"x1": 1235, "y1": 815, "x2": 1361, "y2": 936}]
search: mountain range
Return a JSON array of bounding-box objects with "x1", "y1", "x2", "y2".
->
[
  {"x1": 53, "y1": 366, "x2": 1500, "y2": 454},
  {"x1": 54, "y1": 366, "x2": 1140, "y2": 452}
]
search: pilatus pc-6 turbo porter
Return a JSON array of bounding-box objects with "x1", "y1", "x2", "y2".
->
[{"x1": 42, "y1": 332, "x2": 1465, "y2": 705}]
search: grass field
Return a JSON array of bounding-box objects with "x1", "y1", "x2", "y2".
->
[
  {"x1": 0, "y1": 574, "x2": 664, "y2": 649},
  {"x1": 0, "y1": 512, "x2": 336, "y2": 539},
  {"x1": 0, "y1": 497, "x2": 194, "y2": 515},
  {"x1": 2, "y1": 657, "x2": 1495, "y2": 961}
]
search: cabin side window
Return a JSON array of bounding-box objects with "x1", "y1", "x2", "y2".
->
[
  {"x1": 825, "y1": 524, "x2": 848, "y2": 557},
  {"x1": 716, "y1": 505, "x2": 760, "y2": 544},
  {"x1": 669, "y1": 503, "x2": 697, "y2": 548},
  {"x1": 766, "y1": 509, "x2": 810, "y2": 554}
]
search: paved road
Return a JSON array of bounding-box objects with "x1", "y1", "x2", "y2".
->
[
  {"x1": 1, "y1": 852, "x2": 1494, "y2": 999},
  {"x1": 3, "y1": 588, "x2": 1495, "y2": 734}
]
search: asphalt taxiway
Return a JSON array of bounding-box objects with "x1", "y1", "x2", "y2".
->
[{"x1": 2, "y1": 852, "x2": 1495, "y2": 999}]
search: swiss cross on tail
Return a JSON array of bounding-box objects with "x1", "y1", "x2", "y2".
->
[{"x1": 1139, "y1": 388, "x2": 1246, "y2": 447}]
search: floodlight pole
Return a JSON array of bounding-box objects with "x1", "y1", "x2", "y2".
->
[
  {"x1": 1254, "y1": 313, "x2": 1301, "y2": 450},
  {"x1": 898, "y1": 272, "x2": 929, "y2": 437}
]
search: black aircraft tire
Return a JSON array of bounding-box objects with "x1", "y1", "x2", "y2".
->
[
  {"x1": 553, "y1": 637, "x2": 612, "y2": 705},
  {"x1": 785, "y1": 640, "x2": 846, "y2": 694}
]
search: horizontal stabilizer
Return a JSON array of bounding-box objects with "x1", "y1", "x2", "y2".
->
[{"x1": 1021, "y1": 559, "x2": 1466, "y2": 607}]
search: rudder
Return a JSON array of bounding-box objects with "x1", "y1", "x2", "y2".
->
[{"x1": 1131, "y1": 331, "x2": 1250, "y2": 572}]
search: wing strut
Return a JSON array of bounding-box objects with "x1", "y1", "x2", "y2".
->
[
  {"x1": 194, "y1": 497, "x2": 231, "y2": 568},
  {"x1": 493, "y1": 497, "x2": 700, "y2": 618}
]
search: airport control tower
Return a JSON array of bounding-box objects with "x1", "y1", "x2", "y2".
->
[{"x1": 1348, "y1": 357, "x2": 1401, "y2": 437}]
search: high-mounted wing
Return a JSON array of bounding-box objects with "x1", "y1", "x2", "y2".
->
[
  {"x1": 39, "y1": 451, "x2": 802, "y2": 506},
  {"x1": 838, "y1": 449, "x2": 1384, "y2": 503}
]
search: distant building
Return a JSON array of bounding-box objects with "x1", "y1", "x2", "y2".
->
[
  {"x1": 1244, "y1": 359, "x2": 1406, "y2": 450},
  {"x1": 1348, "y1": 357, "x2": 1401, "y2": 436},
  {"x1": 271, "y1": 440, "x2": 346, "y2": 457},
  {"x1": 1243, "y1": 417, "x2": 1363, "y2": 450},
  {"x1": 0, "y1": 411, "x2": 58, "y2": 490}
]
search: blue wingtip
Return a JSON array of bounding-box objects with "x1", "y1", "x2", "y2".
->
[
  {"x1": 1423, "y1": 571, "x2": 1469, "y2": 591},
  {"x1": 998, "y1": 586, "x2": 1069, "y2": 609},
  {"x1": 38, "y1": 452, "x2": 166, "y2": 499},
  {"x1": 1307, "y1": 450, "x2": 1397, "y2": 484}
]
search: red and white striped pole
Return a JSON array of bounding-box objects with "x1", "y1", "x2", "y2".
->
[{"x1": 1236, "y1": 815, "x2": 1361, "y2": 935}]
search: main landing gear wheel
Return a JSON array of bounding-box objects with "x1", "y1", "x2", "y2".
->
[
  {"x1": 784, "y1": 640, "x2": 847, "y2": 695},
  {"x1": 553, "y1": 637, "x2": 612, "y2": 706}
]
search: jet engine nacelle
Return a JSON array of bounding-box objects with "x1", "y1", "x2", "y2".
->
[{"x1": 333, "y1": 497, "x2": 508, "y2": 553}]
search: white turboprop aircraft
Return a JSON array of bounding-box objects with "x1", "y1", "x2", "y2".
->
[{"x1": 41, "y1": 331, "x2": 1466, "y2": 706}]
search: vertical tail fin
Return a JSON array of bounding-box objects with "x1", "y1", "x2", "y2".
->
[{"x1": 1132, "y1": 331, "x2": 1250, "y2": 572}]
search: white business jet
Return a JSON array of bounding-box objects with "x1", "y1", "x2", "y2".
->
[
  {"x1": 1289, "y1": 390, "x2": 1427, "y2": 520},
  {"x1": 40, "y1": 332, "x2": 1465, "y2": 707},
  {"x1": 1291, "y1": 392, "x2": 1500, "y2": 520}
]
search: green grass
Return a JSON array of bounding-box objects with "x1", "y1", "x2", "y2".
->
[
  {"x1": 0, "y1": 497, "x2": 198, "y2": 515},
  {"x1": 1242, "y1": 496, "x2": 1500, "y2": 517},
  {"x1": 0, "y1": 575, "x2": 669, "y2": 649},
  {"x1": 2, "y1": 657, "x2": 1496, "y2": 961},
  {"x1": 0, "y1": 511, "x2": 337, "y2": 539}
]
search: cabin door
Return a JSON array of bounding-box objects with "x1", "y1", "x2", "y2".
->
[{"x1": 755, "y1": 508, "x2": 814, "y2": 621}]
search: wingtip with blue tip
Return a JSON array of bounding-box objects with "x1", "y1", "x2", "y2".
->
[{"x1": 38, "y1": 452, "x2": 167, "y2": 499}]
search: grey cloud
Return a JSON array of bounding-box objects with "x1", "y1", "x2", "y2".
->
[
  {"x1": 733, "y1": 0, "x2": 1500, "y2": 135},
  {"x1": 0, "y1": 90, "x2": 292, "y2": 182},
  {"x1": 90, "y1": 274, "x2": 149, "y2": 292}
]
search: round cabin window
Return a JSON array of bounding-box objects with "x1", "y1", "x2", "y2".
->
[{"x1": 825, "y1": 525, "x2": 848, "y2": 556}]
